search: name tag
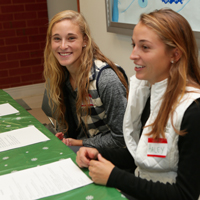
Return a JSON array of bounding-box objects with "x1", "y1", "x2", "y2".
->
[
  {"x1": 147, "y1": 138, "x2": 167, "y2": 158},
  {"x1": 82, "y1": 94, "x2": 94, "y2": 107}
]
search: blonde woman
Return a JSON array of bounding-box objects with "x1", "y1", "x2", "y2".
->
[
  {"x1": 43, "y1": 10, "x2": 128, "y2": 148},
  {"x1": 76, "y1": 9, "x2": 200, "y2": 200}
]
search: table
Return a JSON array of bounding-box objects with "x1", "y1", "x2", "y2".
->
[{"x1": 0, "y1": 89, "x2": 127, "y2": 200}]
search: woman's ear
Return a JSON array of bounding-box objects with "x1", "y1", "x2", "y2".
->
[
  {"x1": 83, "y1": 35, "x2": 88, "y2": 47},
  {"x1": 171, "y1": 48, "x2": 182, "y2": 63}
]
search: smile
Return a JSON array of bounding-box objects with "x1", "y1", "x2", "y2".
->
[
  {"x1": 59, "y1": 52, "x2": 72, "y2": 56},
  {"x1": 135, "y1": 65, "x2": 145, "y2": 69}
]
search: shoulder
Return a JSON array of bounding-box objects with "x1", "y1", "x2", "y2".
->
[
  {"x1": 183, "y1": 97, "x2": 200, "y2": 117},
  {"x1": 98, "y1": 67, "x2": 121, "y2": 86},
  {"x1": 181, "y1": 98, "x2": 200, "y2": 130},
  {"x1": 94, "y1": 59, "x2": 109, "y2": 70}
]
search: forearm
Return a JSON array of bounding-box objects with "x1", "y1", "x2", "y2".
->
[
  {"x1": 97, "y1": 147, "x2": 136, "y2": 169},
  {"x1": 82, "y1": 132, "x2": 125, "y2": 148},
  {"x1": 107, "y1": 167, "x2": 184, "y2": 200}
]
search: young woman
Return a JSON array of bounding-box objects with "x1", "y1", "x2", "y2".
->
[
  {"x1": 43, "y1": 10, "x2": 129, "y2": 148},
  {"x1": 76, "y1": 9, "x2": 200, "y2": 200}
]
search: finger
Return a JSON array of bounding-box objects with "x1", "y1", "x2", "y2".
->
[
  {"x1": 88, "y1": 170, "x2": 92, "y2": 179},
  {"x1": 76, "y1": 150, "x2": 90, "y2": 168},
  {"x1": 62, "y1": 138, "x2": 68, "y2": 145},
  {"x1": 66, "y1": 139, "x2": 70, "y2": 146},
  {"x1": 88, "y1": 160, "x2": 99, "y2": 172},
  {"x1": 68, "y1": 138, "x2": 72, "y2": 146},
  {"x1": 55, "y1": 132, "x2": 60, "y2": 137},
  {"x1": 76, "y1": 156, "x2": 87, "y2": 168},
  {"x1": 97, "y1": 153, "x2": 107, "y2": 163},
  {"x1": 55, "y1": 132, "x2": 64, "y2": 140},
  {"x1": 88, "y1": 149, "x2": 99, "y2": 160}
]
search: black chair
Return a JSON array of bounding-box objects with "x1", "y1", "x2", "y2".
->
[{"x1": 42, "y1": 89, "x2": 57, "y2": 135}]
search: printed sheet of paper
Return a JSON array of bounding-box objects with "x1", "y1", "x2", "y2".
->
[
  {"x1": 0, "y1": 103, "x2": 19, "y2": 116},
  {"x1": 0, "y1": 158, "x2": 93, "y2": 200},
  {"x1": 0, "y1": 125, "x2": 50, "y2": 152}
]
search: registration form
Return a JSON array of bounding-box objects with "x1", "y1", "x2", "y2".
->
[
  {"x1": 0, "y1": 158, "x2": 93, "y2": 200},
  {"x1": 0, "y1": 125, "x2": 50, "y2": 152},
  {"x1": 0, "y1": 103, "x2": 19, "y2": 116}
]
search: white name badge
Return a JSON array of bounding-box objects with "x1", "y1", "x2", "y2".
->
[{"x1": 147, "y1": 138, "x2": 167, "y2": 158}]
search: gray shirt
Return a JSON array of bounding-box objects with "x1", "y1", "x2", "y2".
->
[{"x1": 67, "y1": 68, "x2": 127, "y2": 148}]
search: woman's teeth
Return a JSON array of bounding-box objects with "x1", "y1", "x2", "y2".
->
[
  {"x1": 135, "y1": 65, "x2": 144, "y2": 68},
  {"x1": 59, "y1": 53, "x2": 71, "y2": 56}
]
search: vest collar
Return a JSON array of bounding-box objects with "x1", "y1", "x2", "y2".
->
[{"x1": 150, "y1": 79, "x2": 168, "y2": 112}]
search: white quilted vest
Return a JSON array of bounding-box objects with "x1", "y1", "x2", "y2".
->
[{"x1": 123, "y1": 75, "x2": 200, "y2": 189}]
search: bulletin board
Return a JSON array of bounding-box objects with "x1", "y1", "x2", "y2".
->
[{"x1": 105, "y1": 0, "x2": 200, "y2": 39}]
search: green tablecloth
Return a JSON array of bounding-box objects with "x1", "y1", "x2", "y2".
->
[{"x1": 0, "y1": 89, "x2": 127, "y2": 200}]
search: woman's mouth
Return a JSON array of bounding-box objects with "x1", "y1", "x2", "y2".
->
[
  {"x1": 135, "y1": 64, "x2": 145, "y2": 69},
  {"x1": 59, "y1": 52, "x2": 72, "y2": 56}
]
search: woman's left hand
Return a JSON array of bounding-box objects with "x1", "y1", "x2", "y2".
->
[
  {"x1": 62, "y1": 138, "x2": 83, "y2": 146},
  {"x1": 89, "y1": 154, "x2": 115, "y2": 185}
]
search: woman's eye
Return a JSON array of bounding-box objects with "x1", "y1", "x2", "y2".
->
[
  {"x1": 142, "y1": 45, "x2": 149, "y2": 50},
  {"x1": 68, "y1": 37, "x2": 76, "y2": 41},
  {"x1": 131, "y1": 43, "x2": 135, "y2": 48},
  {"x1": 53, "y1": 37, "x2": 61, "y2": 41}
]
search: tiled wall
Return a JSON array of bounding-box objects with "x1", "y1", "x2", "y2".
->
[{"x1": 0, "y1": 0, "x2": 48, "y2": 89}]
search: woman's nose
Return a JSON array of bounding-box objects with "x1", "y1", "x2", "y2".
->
[
  {"x1": 130, "y1": 47, "x2": 139, "y2": 61},
  {"x1": 60, "y1": 40, "x2": 68, "y2": 49}
]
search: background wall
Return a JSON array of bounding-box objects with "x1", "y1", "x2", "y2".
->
[
  {"x1": 2, "y1": 0, "x2": 199, "y2": 90},
  {"x1": 0, "y1": 0, "x2": 49, "y2": 89},
  {"x1": 79, "y1": 0, "x2": 200, "y2": 79},
  {"x1": 47, "y1": 0, "x2": 77, "y2": 21},
  {"x1": 79, "y1": 0, "x2": 135, "y2": 78}
]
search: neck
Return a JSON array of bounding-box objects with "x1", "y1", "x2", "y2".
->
[
  {"x1": 69, "y1": 74, "x2": 77, "y2": 91},
  {"x1": 70, "y1": 73, "x2": 77, "y2": 81}
]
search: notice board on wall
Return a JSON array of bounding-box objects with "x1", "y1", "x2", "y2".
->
[{"x1": 109, "y1": 0, "x2": 200, "y2": 32}]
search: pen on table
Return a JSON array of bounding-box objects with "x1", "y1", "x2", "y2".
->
[{"x1": 48, "y1": 117, "x2": 55, "y2": 128}]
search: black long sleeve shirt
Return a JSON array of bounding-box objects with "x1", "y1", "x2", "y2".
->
[{"x1": 98, "y1": 98, "x2": 200, "y2": 200}]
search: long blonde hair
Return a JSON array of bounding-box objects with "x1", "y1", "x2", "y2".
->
[
  {"x1": 140, "y1": 9, "x2": 200, "y2": 139},
  {"x1": 43, "y1": 10, "x2": 128, "y2": 133}
]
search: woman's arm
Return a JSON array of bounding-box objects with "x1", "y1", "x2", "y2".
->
[
  {"x1": 97, "y1": 147, "x2": 136, "y2": 170},
  {"x1": 106, "y1": 99, "x2": 200, "y2": 200},
  {"x1": 82, "y1": 68, "x2": 128, "y2": 148}
]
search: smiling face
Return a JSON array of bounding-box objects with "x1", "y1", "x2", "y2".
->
[
  {"x1": 51, "y1": 19, "x2": 86, "y2": 74},
  {"x1": 130, "y1": 21, "x2": 173, "y2": 85}
]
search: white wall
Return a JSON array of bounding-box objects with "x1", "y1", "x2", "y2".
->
[
  {"x1": 79, "y1": 0, "x2": 200, "y2": 79},
  {"x1": 79, "y1": 0, "x2": 135, "y2": 79},
  {"x1": 47, "y1": 0, "x2": 77, "y2": 21}
]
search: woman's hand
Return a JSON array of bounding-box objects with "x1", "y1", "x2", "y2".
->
[
  {"x1": 55, "y1": 132, "x2": 64, "y2": 140},
  {"x1": 89, "y1": 154, "x2": 115, "y2": 185},
  {"x1": 62, "y1": 138, "x2": 83, "y2": 146},
  {"x1": 76, "y1": 147, "x2": 99, "y2": 168}
]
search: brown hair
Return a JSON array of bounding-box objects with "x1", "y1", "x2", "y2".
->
[
  {"x1": 43, "y1": 10, "x2": 128, "y2": 132},
  {"x1": 140, "y1": 8, "x2": 200, "y2": 139}
]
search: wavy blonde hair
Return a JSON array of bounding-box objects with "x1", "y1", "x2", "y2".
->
[
  {"x1": 140, "y1": 9, "x2": 200, "y2": 139},
  {"x1": 43, "y1": 10, "x2": 128, "y2": 133}
]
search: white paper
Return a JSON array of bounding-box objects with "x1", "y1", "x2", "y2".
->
[
  {"x1": 0, "y1": 103, "x2": 19, "y2": 116},
  {"x1": 0, "y1": 158, "x2": 93, "y2": 200},
  {"x1": 0, "y1": 126, "x2": 50, "y2": 152}
]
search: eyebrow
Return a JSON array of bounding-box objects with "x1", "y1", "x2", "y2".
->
[
  {"x1": 132, "y1": 38, "x2": 153, "y2": 44},
  {"x1": 52, "y1": 33, "x2": 76, "y2": 37}
]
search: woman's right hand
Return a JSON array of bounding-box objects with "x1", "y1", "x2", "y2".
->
[
  {"x1": 76, "y1": 147, "x2": 99, "y2": 168},
  {"x1": 55, "y1": 132, "x2": 64, "y2": 140}
]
